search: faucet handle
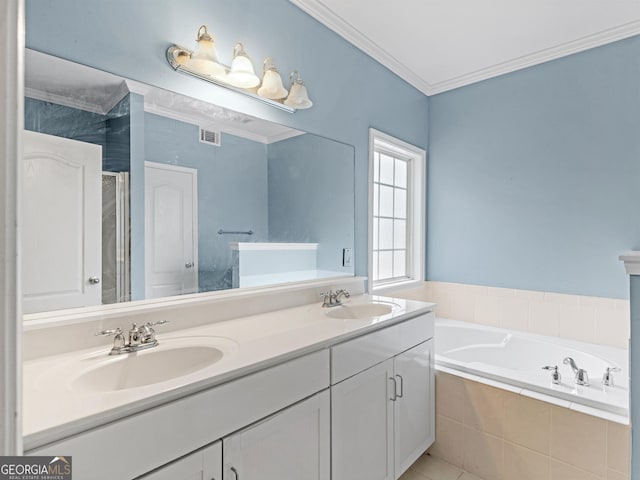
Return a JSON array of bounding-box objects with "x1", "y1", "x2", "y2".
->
[
  {"x1": 96, "y1": 327, "x2": 123, "y2": 336},
  {"x1": 603, "y1": 366, "x2": 621, "y2": 387},
  {"x1": 148, "y1": 320, "x2": 169, "y2": 327},
  {"x1": 542, "y1": 365, "x2": 562, "y2": 384}
]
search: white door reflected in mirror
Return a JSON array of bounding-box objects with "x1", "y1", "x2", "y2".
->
[
  {"x1": 144, "y1": 161, "x2": 198, "y2": 299},
  {"x1": 22, "y1": 131, "x2": 102, "y2": 313}
]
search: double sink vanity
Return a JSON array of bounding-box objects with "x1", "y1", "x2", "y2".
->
[{"x1": 24, "y1": 286, "x2": 435, "y2": 480}]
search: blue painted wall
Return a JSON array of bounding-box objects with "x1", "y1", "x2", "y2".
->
[
  {"x1": 428, "y1": 37, "x2": 640, "y2": 299},
  {"x1": 268, "y1": 134, "x2": 355, "y2": 275},
  {"x1": 25, "y1": 0, "x2": 430, "y2": 279}
]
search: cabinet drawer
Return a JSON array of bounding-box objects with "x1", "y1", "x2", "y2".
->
[
  {"x1": 28, "y1": 349, "x2": 330, "y2": 480},
  {"x1": 331, "y1": 313, "x2": 434, "y2": 384}
]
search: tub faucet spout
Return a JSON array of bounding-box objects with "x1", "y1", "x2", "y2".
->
[{"x1": 563, "y1": 357, "x2": 589, "y2": 386}]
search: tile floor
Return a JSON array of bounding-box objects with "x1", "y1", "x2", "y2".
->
[{"x1": 399, "y1": 453, "x2": 483, "y2": 480}]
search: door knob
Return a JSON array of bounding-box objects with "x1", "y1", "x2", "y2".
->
[
  {"x1": 185, "y1": 262, "x2": 193, "y2": 268},
  {"x1": 88, "y1": 276, "x2": 101, "y2": 284}
]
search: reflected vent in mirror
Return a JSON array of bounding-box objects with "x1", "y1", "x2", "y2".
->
[{"x1": 199, "y1": 127, "x2": 221, "y2": 146}]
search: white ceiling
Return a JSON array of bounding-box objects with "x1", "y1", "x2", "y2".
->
[{"x1": 291, "y1": 0, "x2": 640, "y2": 95}]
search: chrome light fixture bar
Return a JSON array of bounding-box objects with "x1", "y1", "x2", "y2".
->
[
  {"x1": 167, "y1": 45, "x2": 295, "y2": 113},
  {"x1": 166, "y1": 25, "x2": 313, "y2": 113}
]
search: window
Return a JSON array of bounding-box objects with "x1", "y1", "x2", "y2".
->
[{"x1": 369, "y1": 129, "x2": 425, "y2": 292}]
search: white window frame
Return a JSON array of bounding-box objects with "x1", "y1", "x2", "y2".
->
[{"x1": 368, "y1": 128, "x2": 425, "y2": 294}]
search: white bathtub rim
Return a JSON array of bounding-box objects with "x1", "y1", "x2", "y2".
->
[{"x1": 435, "y1": 317, "x2": 629, "y2": 425}]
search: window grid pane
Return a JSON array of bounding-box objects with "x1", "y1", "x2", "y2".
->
[{"x1": 372, "y1": 152, "x2": 410, "y2": 284}]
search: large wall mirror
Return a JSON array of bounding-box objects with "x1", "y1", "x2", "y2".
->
[{"x1": 23, "y1": 49, "x2": 355, "y2": 316}]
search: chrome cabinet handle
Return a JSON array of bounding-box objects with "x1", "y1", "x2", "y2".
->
[
  {"x1": 389, "y1": 377, "x2": 397, "y2": 401},
  {"x1": 88, "y1": 276, "x2": 100, "y2": 284},
  {"x1": 185, "y1": 262, "x2": 193, "y2": 268},
  {"x1": 230, "y1": 467, "x2": 239, "y2": 480},
  {"x1": 395, "y1": 374, "x2": 404, "y2": 398}
]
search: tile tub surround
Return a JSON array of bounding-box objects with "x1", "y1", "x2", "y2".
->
[
  {"x1": 429, "y1": 371, "x2": 630, "y2": 480},
  {"x1": 392, "y1": 281, "x2": 629, "y2": 349}
]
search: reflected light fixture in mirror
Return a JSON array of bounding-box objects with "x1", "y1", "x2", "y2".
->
[
  {"x1": 285, "y1": 70, "x2": 313, "y2": 110},
  {"x1": 226, "y1": 43, "x2": 260, "y2": 88},
  {"x1": 167, "y1": 25, "x2": 313, "y2": 112},
  {"x1": 257, "y1": 57, "x2": 288, "y2": 100}
]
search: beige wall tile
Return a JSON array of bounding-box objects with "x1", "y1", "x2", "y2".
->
[
  {"x1": 550, "y1": 406, "x2": 606, "y2": 477},
  {"x1": 578, "y1": 295, "x2": 616, "y2": 309},
  {"x1": 558, "y1": 304, "x2": 596, "y2": 344},
  {"x1": 528, "y1": 301, "x2": 560, "y2": 336},
  {"x1": 607, "y1": 422, "x2": 630, "y2": 474},
  {"x1": 436, "y1": 372, "x2": 465, "y2": 422},
  {"x1": 463, "y1": 381, "x2": 504, "y2": 436},
  {"x1": 475, "y1": 295, "x2": 501, "y2": 327},
  {"x1": 463, "y1": 426, "x2": 503, "y2": 480},
  {"x1": 503, "y1": 442, "x2": 549, "y2": 480},
  {"x1": 595, "y1": 308, "x2": 629, "y2": 349},
  {"x1": 550, "y1": 460, "x2": 601, "y2": 480},
  {"x1": 430, "y1": 415, "x2": 464, "y2": 468},
  {"x1": 503, "y1": 393, "x2": 550, "y2": 454},
  {"x1": 544, "y1": 292, "x2": 578, "y2": 305},
  {"x1": 487, "y1": 286, "x2": 516, "y2": 298},
  {"x1": 411, "y1": 454, "x2": 463, "y2": 480},
  {"x1": 499, "y1": 297, "x2": 529, "y2": 332}
]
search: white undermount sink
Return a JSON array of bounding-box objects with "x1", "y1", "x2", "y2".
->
[
  {"x1": 325, "y1": 301, "x2": 399, "y2": 320},
  {"x1": 69, "y1": 336, "x2": 238, "y2": 393}
]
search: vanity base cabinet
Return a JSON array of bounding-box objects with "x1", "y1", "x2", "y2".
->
[
  {"x1": 331, "y1": 359, "x2": 395, "y2": 480},
  {"x1": 137, "y1": 441, "x2": 221, "y2": 480},
  {"x1": 394, "y1": 340, "x2": 435, "y2": 477},
  {"x1": 223, "y1": 390, "x2": 330, "y2": 480},
  {"x1": 331, "y1": 334, "x2": 434, "y2": 480}
]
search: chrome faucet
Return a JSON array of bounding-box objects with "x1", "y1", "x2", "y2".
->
[
  {"x1": 602, "y1": 366, "x2": 621, "y2": 387},
  {"x1": 563, "y1": 357, "x2": 589, "y2": 386},
  {"x1": 320, "y1": 289, "x2": 350, "y2": 308},
  {"x1": 97, "y1": 320, "x2": 169, "y2": 355}
]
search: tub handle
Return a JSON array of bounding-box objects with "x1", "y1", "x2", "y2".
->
[
  {"x1": 395, "y1": 374, "x2": 404, "y2": 398},
  {"x1": 389, "y1": 377, "x2": 397, "y2": 401},
  {"x1": 603, "y1": 366, "x2": 621, "y2": 387},
  {"x1": 542, "y1": 365, "x2": 562, "y2": 385}
]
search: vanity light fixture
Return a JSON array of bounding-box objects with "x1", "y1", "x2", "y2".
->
[
  {"x1": 284, "y1": 71, "x2": 313, "y2": 110},
  {"x1": 166, "y1": 25, "x2": 313, "y2": 112},
  {"x1": 256, "y1": 58, "x2": 289, "y2": 100},
  {"x1": 188, "y1": 25, "x2": 225, "y2": 78},
  {"x1": 226, "y1": 43, "x2": 260, "y2": 89}
]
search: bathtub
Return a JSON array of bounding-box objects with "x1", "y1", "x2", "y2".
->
[{"x1": 435, "y1": 318, "x2": 629, "y2": 422}]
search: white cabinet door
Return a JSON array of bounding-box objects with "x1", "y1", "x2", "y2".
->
[
  {"x1": 393, "y1": 340, "x2": 434, "y2": 478},
  {"x1": 138, "y1": 441, "x2": 221, "y2": 480},
  {"x1": 223, "y1": 390, "x2": 330, "y2": 480},
  {"x1": 332, "y1": 358, "x2": 395, "y2": 480},
  {"x1": 22, "y1": 130, "x2": 102, "y2": 313}
]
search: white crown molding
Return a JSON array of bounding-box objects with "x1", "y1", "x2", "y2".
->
[
  {"x1": 429, "y1": 20, "x2": 640, "y2": 94},
  {"x1": 289, "y1": 0, "x2": 432, "y2": 94},
  {"x1": 143, "y1": 102, "x2": 272, "y2": 144},
  {"x1": 289, "y1": 0, "x2": 640, "y2": 95},
  {"x1": 620, "y1": 251, "x2": 640, "y2": 276},
  {"x1": 25, "y1": 81, "x2": 129, "y2": 116}
]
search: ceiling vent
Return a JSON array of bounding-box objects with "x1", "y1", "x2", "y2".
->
[{"x1": 199, "y1": 127, "x2": 221, "y2": 146}]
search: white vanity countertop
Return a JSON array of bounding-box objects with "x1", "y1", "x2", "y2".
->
[{"x1": 23, "y1": 294, "x2": 434, "y2": 448}]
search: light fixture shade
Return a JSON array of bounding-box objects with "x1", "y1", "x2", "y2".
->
[
  {"x1": 226, "y1": 43, "x2": 260, "y2": 89},
  {"x1": 257, "y1": 58, "x2": 288, "y2": 100},
  {"x1": 284, "y1": 71, "x2": 313, "y2": 109},
  {"x1": 188, "y1": 25, "x2": 226, "y2": 77}
]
